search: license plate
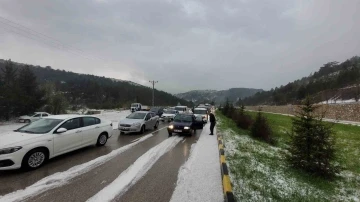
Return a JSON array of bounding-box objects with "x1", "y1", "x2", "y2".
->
[
  {"x1": 122, "y1": 128, "x2": 129, "y2": 131},
  {"x1": 174, "y1": 130, "x2": 182, "y2": 132}
]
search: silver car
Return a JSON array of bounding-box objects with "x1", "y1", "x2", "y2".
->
[{"x1": 118, "y1": 111, "x2": 159, "y2": 134}]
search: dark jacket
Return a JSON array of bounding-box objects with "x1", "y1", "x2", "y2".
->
[{"x1": 209, "y1": 113, "x2": 216, "y2": 123}]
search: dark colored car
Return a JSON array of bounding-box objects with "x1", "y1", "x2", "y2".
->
[
  {"x1": 167, "y1": 114, "x2": 203, "y2": 137},
  {"x1": 150, "y1": 107, "x2": 164, "y2": 117}
]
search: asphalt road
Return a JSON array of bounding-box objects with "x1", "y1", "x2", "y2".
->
[{"x1": 0, "y1": 121, "x2": 204, "y2": 202}]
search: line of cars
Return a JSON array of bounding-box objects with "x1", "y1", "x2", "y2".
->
[{"x1": 1, "y1": 105, "x2": 213, "y2": 171}]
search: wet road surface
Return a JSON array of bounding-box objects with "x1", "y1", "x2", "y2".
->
[{"x1": 0, "y1": 121, "x2": 206, "y2": 202}]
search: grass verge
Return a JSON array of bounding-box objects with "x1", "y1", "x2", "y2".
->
[{"x1": 217, "y1": 112, "x2": 360, "y2": 202}]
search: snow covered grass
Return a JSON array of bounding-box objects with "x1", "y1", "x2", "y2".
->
[
  {"x1": 170, "y1": 124, "x2": 223, "y2": 202},
  {"x1": 217, "y1": 112, "x2": 360, "y2": 202}
]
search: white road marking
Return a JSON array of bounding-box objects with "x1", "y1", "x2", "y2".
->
[
  {"x1": 87, "y1": 136, "x2": 183, "y2": 202},
  {"x1": 0, "y1": 134, "x2": 153, "y2": 202},
  {"x1": 181, "y1": 139, "x2": 186, "y2": 143}
]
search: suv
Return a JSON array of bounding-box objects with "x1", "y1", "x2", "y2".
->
[{"x1": 150, "y1": 107, "x2": 164, "y2": 117}]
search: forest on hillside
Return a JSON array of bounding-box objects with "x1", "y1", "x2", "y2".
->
[
  {"x1": 0, "y1": 59, "x2": 192, "y2": 120},
  {"x1": 241, "y1": 56, "x2": 360, "y2": 106}
]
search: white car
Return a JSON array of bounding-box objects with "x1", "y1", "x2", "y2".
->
[
  {"x1": 19, "y1": 112, "x2": 51, "y2": 123},
  {"x1": 118, "y1": 111, "x2": 159, "y2": 134},
  {"x1": 0, "y1": 115, "x2": 113, "y2": 170},
  {"x1": 161, "y1": 110, "x2": 179, "y2": 122},
  {"x1": 193, "y1": 108, "x2": 208, "y2": 123}
]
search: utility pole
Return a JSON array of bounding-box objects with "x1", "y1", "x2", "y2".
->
[{"x1": 149, "y1": 80, "x2": 158, "y2": 107}]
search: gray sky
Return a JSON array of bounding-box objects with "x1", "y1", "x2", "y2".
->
[{"x1": 0, "y1": 0, "x2": 359, "y2": 93}]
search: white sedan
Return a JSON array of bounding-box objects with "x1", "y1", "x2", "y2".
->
[
  {"x1": 19, "y1": 112, "x2": 51, "y2": 123},
  {"x1": 0, "y1": 115, "x2": 113, "y2": 170}
]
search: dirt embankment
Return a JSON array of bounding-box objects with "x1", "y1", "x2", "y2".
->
[{"x1": 246, "y1": 103, "x2": 360, "y2": 122}]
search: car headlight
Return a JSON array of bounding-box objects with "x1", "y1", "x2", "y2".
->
[
  {"x1": 184, "y1": 126, "x2": 190, "y2": 130},
  {"x1": 0, "y1": 147, "x2": 22, "y2": 155},
  {"x1": 168, "y1": 125, "x2": 174, "y2": 129},
  {"x1": 132, "y1": 122, "x2": 141, "y2": 127}
]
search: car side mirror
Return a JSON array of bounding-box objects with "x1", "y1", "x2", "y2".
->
[{"x1": 56, "y1": 128, "x2": 67, "y2": 133}]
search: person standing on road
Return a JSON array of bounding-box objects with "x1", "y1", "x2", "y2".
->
[{"x1": 209, "y1": 112, "x2": 216, "y2": 135}]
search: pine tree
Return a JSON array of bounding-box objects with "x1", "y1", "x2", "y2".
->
[
  {"x1": 17, "y1": 65, "x2": 46, "y2": 115},
  {"x1": 222, "y1": 98, "x2": 230, "y2": 115},
  {"x1": 250, "y1": 109, "x2": 273, "y2": 144},
  {"x1": 288, "y1": 97, "x2": 339, "y2": 177},
  {"x1": 0, "y1": 60, "x2": 19, "y2": 120}
]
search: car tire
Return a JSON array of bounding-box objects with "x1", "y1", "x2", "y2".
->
[
  {"x1": 154, "y1": 121, "x2": 159, "y2": 129},
  {"x1": 140, "y1": 125, "x2": 145, "y2": 134},
  {"x1": 96, "y1": 133, "x2": 108, "y2": 146},
  {"x1": 22, "y1": 148, "x2": 48, "y2": 170},
  {"x1": 168, "y1": 132, "x2": 172, "y2": 137}
]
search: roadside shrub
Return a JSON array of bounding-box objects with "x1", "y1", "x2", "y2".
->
[
  {"x1": 287, "y1": 97, "x2": 340, "y2": 178},
  {"x1": 237, "y1": 114, "x2": 253, "y2": 130},
  {"x1": 250, "y1": 110, "x2": 274, "y2": 144}
]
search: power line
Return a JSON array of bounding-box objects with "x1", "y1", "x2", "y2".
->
[{"x1": 0, "y1": 16, "x2": 107, "y2": 62}]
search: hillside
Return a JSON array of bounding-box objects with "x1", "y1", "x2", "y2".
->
[
  {"x1": 242, "y1": 56, "x2": 360, "y2": 105},
  {"x1": 176, "y1": 88, "x2": 263, "y2": 105},
  {"x1": 0, "y1": 59, "x2": 192, "y2": 109}
]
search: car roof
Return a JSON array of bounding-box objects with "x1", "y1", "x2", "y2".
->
[
  {"x1": 44, "y1": 114, "x2": 98, "y2": 120},
  {"x1": 194, "y1": 108, "x2": 207, "y2": 110}
]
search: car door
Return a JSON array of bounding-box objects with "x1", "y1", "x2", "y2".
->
[
  {"x1": 53, "y1": 118, "x2": 82, "y2": 156},
  {"x1": 150, "y1": 113, "x2": 157, "y2": 127},
  {"x1": 144, "y1": 113, "x2": 152, "y2": 129},
  {"x1": 192, "y1": 116, "x2": 203, "y2": 129},
  {"x1": 81, "y1": 117, "x2": 99, "y2": 146}
]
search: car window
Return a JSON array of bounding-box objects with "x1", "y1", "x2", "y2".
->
[
  {"x1": 95, "y1": 118, "x2": 101, "y2": 124},
  {"x1": 83, "y1": 117, "x2": 96, "y2": 127},
  {"x1": 60, "y1": 118, "x2": 80, "y2": 130},
  {"x1": 42, "y1": 113, "x2": 48, "y2": 117},
  {"x1": 146, "y1": 114, "x2": 151, "y2": 120},
  {"x1": 34, "y1": 114, "x2": 41, "y2": 117}
]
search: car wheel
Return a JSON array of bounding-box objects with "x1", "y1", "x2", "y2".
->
[
  {"x1": 96, "y1": 133, "x2": 108, "y2": 146},
  {"x1": 154, "y1": 121, "x2": 159, "y2": 129},
  {"x1": 140, "y1": 125, "x2": 145, "y2": 134},
  {"x1": 168, "y1": 132, "x2": 172, "y2": 137},
  {"x1": 22, "y1": 148, "x2": 48, "y2": 170}
]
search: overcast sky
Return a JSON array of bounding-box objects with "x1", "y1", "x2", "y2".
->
[{"x1": 0, "y1": 0, "x2": 359, "y2": 93}]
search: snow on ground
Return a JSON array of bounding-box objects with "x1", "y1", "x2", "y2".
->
[
  {"x1": 318, "y1": 99, "x2": 358, "y2": 104},
  {"x1": 170, "y1": 124, "x2": 223, "y2": 202},
  {"x1": 94, "y1": 110, "x2": 131, "y2": 130},
  {"x1": 0, "y1": 122, "x2": 25, "y2": 136},
  {"x1": 87, "y1": 136, "x2": 183, "y2": 202},
  {"x1": 0, "y1": 134, "x2": 153, "y2": 202}
]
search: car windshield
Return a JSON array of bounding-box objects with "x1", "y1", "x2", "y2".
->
[
  {"x1": 165, "y1": 110, "x2": 176, "y2": 114},
  {"x1": 175, "y1": 107, "x2": 185, "y2": 111},
  {"x1": 131, "y1": 104, "x2": 138, "y2": 107},
  {"x1": 194, "y1": 110, "x2": 207, "y2": 114},
  {"x1": 15, "y1": 118, "x2": 64, "y2": 134},
  {"x1": 174, "y1": 115, "x2": 193, "y2": 122},
  {"x1": 127, "y1": 113, "x2": 146, "y2": 119},
  {"x1": 150, "y1": 108, "x2": 159, "y2": 112}
]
